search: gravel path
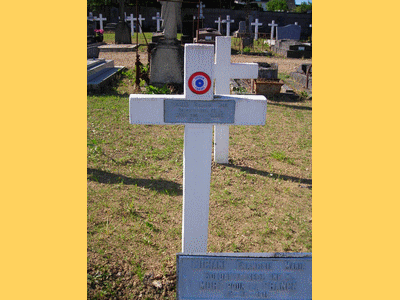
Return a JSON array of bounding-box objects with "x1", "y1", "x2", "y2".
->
[{"x1": 99, "y1": 51, "x2": 311, "y2": 75}]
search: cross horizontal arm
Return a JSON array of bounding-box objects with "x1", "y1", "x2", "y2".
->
[{"x1": 129, "y1": 95, "x2": 267, "y2": 125}]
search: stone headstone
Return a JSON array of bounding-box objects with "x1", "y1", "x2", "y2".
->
[
  {"x1": 176, "y1": 253, "x2": 312, "y2": 300},
  {"x1": 238, "y1": 21, "x2": 246, "y2": 34},
  {"x1": 110, "y1": 7, "x2": 119, "y2": 23},
  {"x1": 115, "y1": 0, "x2": 131, "y2": 44},
  {"x1": 277, "y1": 24, "x2": 301, "y2": 40},
  {"x1": 150, "y1": 1, "x2": 184, "y2": 87},
  {"x1": 160, "y1": 0, "x2": 182, "y2": 39}
]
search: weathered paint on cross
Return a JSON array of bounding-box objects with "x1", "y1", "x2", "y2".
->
[
  {"x1": 152, "y1": 12, "x2": 162, "y2": 32},
  {"x1": 251, "y1": 19, "x2": 263, "y2": 40},
  {"x1": 129, "y1": 44, "x2": 267, "y2": 253},
  {"x1": 212, "y1": 36, "x2": 259, "y2": 164},
  {"x1": 222, "y1": 15, "x2": 234, "y2": 36}
]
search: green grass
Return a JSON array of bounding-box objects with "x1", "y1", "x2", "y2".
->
[{"x1": 87, "y1": 68, "x2": 312, "y2": 299}]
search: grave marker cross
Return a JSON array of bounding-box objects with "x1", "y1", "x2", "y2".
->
[
  {"x1": 196, "y1": 1, "x2": 205, "y2": 19},
  {"x1": 268, "y1": 20, "x2": 278, "y2": 40},
  {"x1": 213, "y1": 37, "x2": 258, "y2": 164},
  {"x1": 251, "y1": 18, "x2": 263, "y2": 40},
  {"x1": 152, "y1": 12, "x2": 162, "y2": 32},
  {"x1": 221, "y1": 15, "x2": 234, "y2": 36},
  {"x1": 125, "y1": 13, "x2": 135, "y2": 35},
  {"x1": 129, "y1": 44, "x2": 267, "y2": 253},
  {"x1": 214, "y1": 16, "x2": 222, "y2": 33},
  {"x1": 94, "y1": 14, "x2": 107, "y2": 30},
  {"x1": 134, "y1": 14, "x2": 145, "y2": 33}
]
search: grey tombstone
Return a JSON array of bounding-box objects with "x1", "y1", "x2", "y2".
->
[
  {"x1": 115, "y1": 0, "x2": 131, "y2": 44},
  {"x1": 238, "y1": 21, "x2": 246, "y2": 34},
  {"x1": 176, "y1": 253, "x2": 312, "y2": 300},
  {"x1": 276, "y1": 24, "x2": 301, "y2": 40},
  {"x1": 149, "y1": 0, "x2": 184, "y2": 88}
]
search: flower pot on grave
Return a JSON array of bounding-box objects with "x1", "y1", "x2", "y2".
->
[
  {"x1": 96, "y1": 35, "x2": 104, "y2": 43},
  {"x1": 254, "y1": 79, "x2": 284, "y2": 96}
]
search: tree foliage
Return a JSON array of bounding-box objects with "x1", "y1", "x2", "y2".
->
[
  {"x1": 266, "y1": 0, "x2": 289, "y2": 12},
  {"x1": 294, "y1": 1, "x2": 312, "y2": 13}
]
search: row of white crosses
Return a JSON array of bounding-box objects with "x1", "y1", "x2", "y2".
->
[
  {"x1": 125, "y1": 13, "x2": 146, "y2": 34},
  {"x1": 128, "y1": 37, "x2": 266, "y2": 252},
  {"x1": 88, "y1": 12, "x2": 163, "y2": 33}
]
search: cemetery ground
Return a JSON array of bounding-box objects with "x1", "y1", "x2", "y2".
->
[{"x1": 88, "y1": 34, "x2": 311, "y2": 299}]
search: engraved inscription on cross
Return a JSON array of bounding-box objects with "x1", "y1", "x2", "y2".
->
[{"x1": 129, "y1": 44, "x2": 267, "y2": 253}]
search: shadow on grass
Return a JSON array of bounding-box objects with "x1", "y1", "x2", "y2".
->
[
  {"x1": 225, "y1": 164, "x2": 312, "y2": 188},
  {"x1": 267, "y1": 101, "x2": 312, "y2": 111},
  {"x1": 87, "y1": 168, "x2": 183, "y2": 195}
]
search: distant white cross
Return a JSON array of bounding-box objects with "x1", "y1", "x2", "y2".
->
[
  {"x1": 94, "y1": 14, "x2": 107, "y2": 30},
  {"x1": 268, "y1": 20, "x2": 278, "y2": 40},
  {"x1": 134, "y1": 14, "x2": 145, "y2": 33},
  {"x1": 215, "y1": 16, "x2": 222, "y2": 33},
  {"x1": 213, "y1": 37, "x2": 259, "y2": 164},
  {"x1": 222, "y1": 15, "x2": 235, "y2": 36},
  {"x1": 152, "y1": 12, "x2": 162, "y2": 32},
  {"x1": 197, "y1": 1, "x2": 206, "y2": 19},
  {"x1": 129, "y1": 44, "x2": 267, "y2": 253},
  {"x1": 125, "y1": 13, "x2": 135, "y2": 35},
  {"x1": 251, "y1": 18, "x2": 263, "y2": 40}
]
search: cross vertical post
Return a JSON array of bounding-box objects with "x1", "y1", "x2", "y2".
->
[
  {"x1": 213, "y1": 37, "x2": 258, "y2": 164},
  {"x1": 181, "y1": 44, "x2": 215, "y2": 253}
]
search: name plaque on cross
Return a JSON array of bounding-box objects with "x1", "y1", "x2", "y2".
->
[
  {"x1": 176, "y1": 253, "x2": 312, "y2": 300},
  {"x1": 164, "y1": 100, "x2": 235, "y2": 124}
]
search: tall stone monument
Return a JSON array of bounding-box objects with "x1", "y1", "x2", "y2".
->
[
  {"x1": 150, "y1": 0, "x2": 184, "y2": 88},
  {"x1": 115, "y1": 0, "x2": 131, "y2": 44}
]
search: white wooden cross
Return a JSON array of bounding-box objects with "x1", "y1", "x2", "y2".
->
[
  {"x1": 268, "y1": 20, "x2": 278, "y2": 40},
  {"x1": 152, "y1": 12, "x2": 163, "y2": 32},
  {"x1": 221, "y1": 15, "x2": 234, "y2": 36},
  {"x1": 125, "y1": 13, "x2": 135, "y2": 35},
  {"x1": 251, "y1": 18, "x2": 263, "y2": 40},
  {"x1": 215, "y1": 17, "x2": 222, "y2": 33},
  {"x1": 129, "y1": 44, "x2": 267, "y2": 253},
  {"x1": 94, "y1": 14, "x2": 107, "y2": 30},
  {"x1": 134, "y1": 14, "x2": 145, "y2": 33},
  {"x1": 213, "y1": 36, "x2": 259, "y2": 164}
]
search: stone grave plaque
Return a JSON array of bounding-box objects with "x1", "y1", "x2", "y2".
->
[
  {"x1": 176, "y1": 253, "x2": 312, "y2": 300},
  {"x1": 164, "y1": 100, "x2": 235, "y2": 124}
]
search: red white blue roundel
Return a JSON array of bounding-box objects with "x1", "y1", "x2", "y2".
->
[{"x1": 188, "y1": 72, "x2": 211, "y2": 94}]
